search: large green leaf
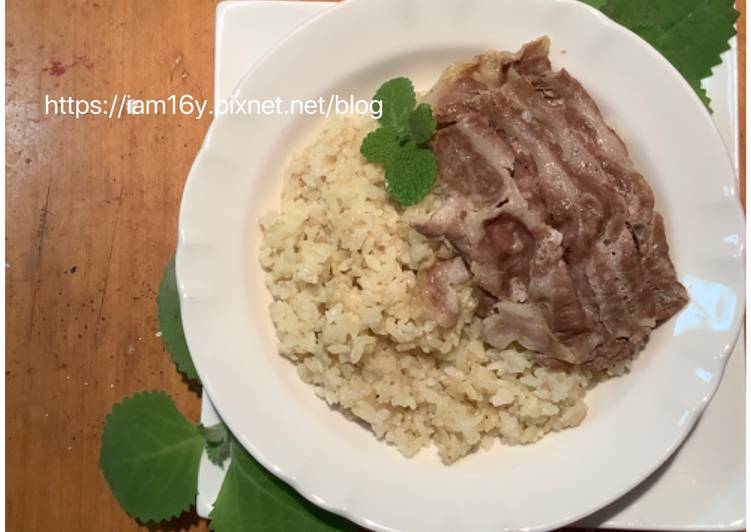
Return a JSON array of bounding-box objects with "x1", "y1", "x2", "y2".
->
[
  {"x1": 99, "y1": 392, "x2": 204, "y2": 522},
  {"x1": 157, "y1": 255, "x2": 199, "y2": 381},
  {"x1": 595, "y1": 0, "x2": 738, "y2": 110},
  {"x1": 210, "y1": 441, "x2": 357, "y2": 532}
]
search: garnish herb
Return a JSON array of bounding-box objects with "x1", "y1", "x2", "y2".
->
[{"x1": 360, "y1": 77, "x2": 438, "y2": 206}]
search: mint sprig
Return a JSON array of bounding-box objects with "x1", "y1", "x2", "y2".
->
[
  {"x1": 361, "y1": 77, "x2": 438, "y2": 206},
  {"x1": 373, "y1": 77, "x2": 417, "y2": 135},
  {"x1": 407, "y1": 103, "x2": 438, "y2": 145},
  {"x1": 386, "y1": 143, "x2": 438, "y2": 208},
  {"x1": 360, "y1": 127, "x2": 401, "y2": 165}
]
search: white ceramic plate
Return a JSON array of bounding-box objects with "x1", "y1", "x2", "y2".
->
[{"x1": 177, "y1": 0, "x2": 745, "y2": 530}]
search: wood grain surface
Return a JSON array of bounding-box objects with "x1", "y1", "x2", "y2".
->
[
  {"x1": 6, "y1": 1, "x2": 216, "y2": 530},
  {"x1": 4, "y1": 1, "x2": 745, "y2": 531}
]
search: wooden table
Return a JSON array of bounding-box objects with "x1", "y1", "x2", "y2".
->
[{"x1": 5, "y1": 1, "x2": 745, "y2": 531}]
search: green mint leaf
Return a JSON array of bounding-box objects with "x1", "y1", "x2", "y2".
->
[
  {"x1": 407, "y1": 103, "x2": 437, "y2": 146},
  {"x1": 373, "y1": 77, "x2": 416, "y2": 132},
  {"x1": 210, "y1": 441, "x2": 356, "y2": 532},
  {"x1": 200, "y1": 422, "x2": 232, "y2": 466},
  {"x1": 361, "y1": 127, "x2": 401, "y2": 165},
  {"x1": 598, "y1": 0, "x2": 738, "y2": 111},
  {"x1": 385, "y1": 144, "x2": 438, "y2": 206},
  {"x1": 157, "y1": 255, "x2": 199, "y2": 381},
  {"x1": 99, "y1": 392, "x2": 204, "y2": 522}
]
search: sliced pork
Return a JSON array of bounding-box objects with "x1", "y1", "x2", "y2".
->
[
  {"x1": 415, "y1": 38, "x2": 688, "y2": 369},
  {"x1": 415, "y1": 257, "x2": 472, "y2": 328},
  {"x1": 424, "y1": 37, "x2": 551, "y2": 125}
]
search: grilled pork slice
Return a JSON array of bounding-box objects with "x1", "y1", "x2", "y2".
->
[
  {"x1": 414, "y1": 257, "x2": 472, "y2": 329},
  {"x1": 415, "y1": 38, "x2": 688, "y2": 368}
]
